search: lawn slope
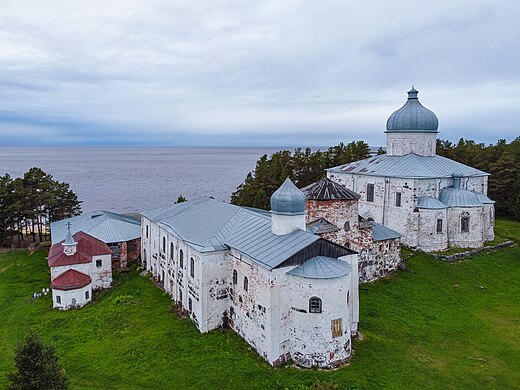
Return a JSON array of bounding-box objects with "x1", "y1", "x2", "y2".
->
[{"x1": 0, "y1": 218, "x2": 519, "y2": 390}]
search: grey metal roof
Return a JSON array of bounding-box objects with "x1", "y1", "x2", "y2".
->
[
  {"x1": 439, "y1": 188, "x2": 484, "y2": 208},
  {"x1": 371, "y1": 222, "x2": 402, "y2": 241},
  {"x1": 472, "y1": 191, "x2": 495, "y2": 204},
  {"x1": 327, "y1": 153, "x2": 488, "y2": 179},
  {"x1": 307, "y1": 218, "x2": 339, "y2": 234},
  {"x1": 51, "y1": 210, "x2": 141, "y2": 245},
  {"x1": 270, "y1": 178, "x2": 306, "y2": 215},
  {"x1": 386, "y1": 87, "x2": 439, "y2": 133},
  {"x1": 301, "y1": 177, "x2": 360, "y2": 200},
  {"x1": 287, "y1": 256, "x2": 352, "y2": 279},
  {"x1": 417, "y1": 196, "x2": 447, "y2": 209},
  {"x1": 142, "y1": 197, "x2": 321, "y2": 270},
  {"x1": 63, "y1": 229, "x2": 77, "y2": 246}
]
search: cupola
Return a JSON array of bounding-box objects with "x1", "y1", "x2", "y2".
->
[
  {"x1": 386, "y1": 87, "x2": 439, "y2": 133},
  {"x1": 385, "y1": 87, "x2": 439, "y2": 157},
  {"x1": 62, "y1": 223, "x2": 77, "y2": 256},
  {"x1": 271, "y1": 178, "x2": 307, "y2": 235}
]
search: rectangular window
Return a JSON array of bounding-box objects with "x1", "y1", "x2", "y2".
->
[
  {"x1": 96, "y1": 259, "x2": 102, "y2": 267},
  {"x1": 461, "y1": 216, "x2": 470, "y2": 233},
  {"x1": 56, "y1": 295, "x2": 61, "y2": 304},
  {"x1": 331, "y1": 318, "x2": 343, "y2": 338},
  {"x1": 366, "y1": 184, "x2": 375, "y2": 202},
  {"x1": 395, "y1": 192, "x2": 402, "y2": 207},
  {"x1": 85, "y1": 291, "x2": 89, "y2": 300},
  {"x1": 436, "y1": 219, "x2": 443, "y2": 234}
]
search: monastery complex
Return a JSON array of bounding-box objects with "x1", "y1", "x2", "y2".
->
[{"x1": 46, "y1": 87, "x2": 495, "y2": 369}]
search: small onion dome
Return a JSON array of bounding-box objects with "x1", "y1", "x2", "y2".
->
[
  {"x1": 386, "y1": 87, "x2": 439, "y2": 133},
  {"x1": 270, "y1": 178, "x2": 306, "y2": 215}
]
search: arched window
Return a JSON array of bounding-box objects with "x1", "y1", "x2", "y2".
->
[
  {"x1": 170, "y1": 243, "x2": 174, "y2": 260},
  {"x1": 190, "y1": 257, "x2": 195, "y2": 278},
  {"x1": 162, "y1": 237, "x2": 166, "y2": 253},
  {"x1": 233, "y1": 270, "x2": 238, "y2": 285},
  {"x1": 461, "y1": 212, "x2": 470, "y2": 233},
  {"x1": 309, "y1": 297, "x2": 322, "y2": 313},
  {"x1": 188, "y1": 297, "x2": 192, "y2": 312},
  {"x1": 146, "y1": 225, "x2": 149, "y2": 238},
  {"x1": 243, "y1": 276, "x2": 248, "y2": 292},
  {"x1": 179, "y1": 249, "x2": 184, "y2": 269}
]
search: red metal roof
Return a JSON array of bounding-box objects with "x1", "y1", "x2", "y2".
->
[
  {"x1": 48, "y1": 231, "x2": 112, "y2": 267},
  {"x1": 52, "y1": 269, "x2": 92, "y2": 291}
]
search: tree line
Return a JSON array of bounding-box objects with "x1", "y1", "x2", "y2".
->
[
  {"x1": 436, "y1": 137, "x2": 520, "y2": 219},
  {"x1": 231, "y1": 137, "x2": 520, "y2": 220},
  {"x1": 231, "y1": 141, "x2": 372, "y2": 210},
  {"x1": 0, "y1": 167, "x2": 81, "y2": 245}
]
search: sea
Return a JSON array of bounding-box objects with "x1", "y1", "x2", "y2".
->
[{"x1": 0, "y1": 146, "x2": 285, "y2": 213}]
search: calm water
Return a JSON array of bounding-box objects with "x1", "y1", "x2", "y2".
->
[{"x1": 0, "y1": 147, "x2": 282, "y2": 213}]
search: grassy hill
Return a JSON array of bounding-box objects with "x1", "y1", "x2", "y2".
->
[{"x1": 1, "y1": 219, "x2": 519, "y2": 390}]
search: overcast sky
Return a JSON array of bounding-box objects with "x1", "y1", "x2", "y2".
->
[{"x1": 1, "y1": 0, "x2": 519, "y2": 147}]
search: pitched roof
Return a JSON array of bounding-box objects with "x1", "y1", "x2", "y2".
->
[
  {"x1": 142, "y1": 197, "x2": 321, "y2": 270},
  {"x1": 50, "y1": 210, "x2": 140, "y2": 245},
  {"x1": 52, "y1": 269, "x2": 92, "y2": 291},
  {"x1": 307, "y1": 218, "x2": 340, "y2": 234},
  {"x1": 327, "y1": 153, "x2": 488, "y2": 179},
  {"x1": 286, "y1": 256, "x2": 352, "y2": 279},
  {"x1": 301, "y1": 177, "x2": 360, "y2": 200},
  {"x1": 371, "y1": 222, "x2": 402, "y2": 241},
  {"x1": 48, "y1": 231, "x2": 112, "y2": 267}
]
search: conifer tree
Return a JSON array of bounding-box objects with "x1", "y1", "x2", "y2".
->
[{"x1": 7, "y1": 330, "x2": 68, "y2": 390}]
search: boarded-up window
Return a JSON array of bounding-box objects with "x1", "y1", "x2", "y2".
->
[
  {"x1": 367, "y1": 184, "x2": 375, "y2": 202},
  {"x1": 395, "y1": 192, "x2": 402, "y2": 207},
  {"x1": 332, "y1": 318, "x2": 343, "y2": 338},
  {"x1": 309, "y1": 297, "x2": 322, "y2": 313},
  {"x1": 436, "y1": 219, "x2": 443, "y2": 234}
]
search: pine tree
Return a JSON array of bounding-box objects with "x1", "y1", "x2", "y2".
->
[{"x1": 7, "y1": 330, "x2": 68, "y2": 390}]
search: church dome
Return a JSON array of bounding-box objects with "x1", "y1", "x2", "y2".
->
[
  {"x1": 271, "y1": 178, "x2": 306, "y2": 215},
  {"x1": 386, "y1": 87, "x2": 439, "y2": 133}
]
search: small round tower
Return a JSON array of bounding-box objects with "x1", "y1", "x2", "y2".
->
[
  {"x1": 271, "y1": 178, "x2": 307, "y2": 235},
  {"x1": 62, "y1": 223, "x2": 77, "y2": 256}
]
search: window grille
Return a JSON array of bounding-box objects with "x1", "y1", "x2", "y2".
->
[
  {"x1": 436, "y1": 219, "x2": 443, "y2": 234},
  {"x1": 395, "y1": 192, "x2": 402, "y2": 207},
  {"x1": 367, "y1": 184, "x2": 375, "y2": 202},
  {"x1": 309, "y1": 297, "x2": 322, "y2": 313}
]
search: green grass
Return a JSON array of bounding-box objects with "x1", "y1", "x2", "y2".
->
[{"x1": 1, "y1": 218, "x2": 519, "y2": 390}]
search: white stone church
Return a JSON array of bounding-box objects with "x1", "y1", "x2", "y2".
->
[
  {"x1": 141, "y1": 179, "x2": 359, "y2": 368},
  {"x1": 327, "y1": 88, "x2": 495, "y2": 251}
]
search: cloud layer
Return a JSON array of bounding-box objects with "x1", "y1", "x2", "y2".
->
[{"x1": 1, "y1": 0, "x2": 519, "y2": 146}]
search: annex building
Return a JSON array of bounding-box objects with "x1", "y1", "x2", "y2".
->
[
  {"x1": 327, "y1": 88, "x2": 495, "y2": 251},
  {"x1": 141, "y1": 179, "x2": 360, "y2": 368},
  {"x1": 48, "y1": 227, "x2": 113, "y2": 310},
  {"x1": 51, "y1": 210, "x2": 141, "y2": 268}
]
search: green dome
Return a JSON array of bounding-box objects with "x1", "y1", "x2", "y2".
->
[
  {"x1": 270, "y1": 178, "x2": 306, "y2": 215},
  {"x1": 386, "y1": 87, "x2": 439, "y2": 133}
]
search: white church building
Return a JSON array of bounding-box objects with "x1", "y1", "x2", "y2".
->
[
  {"x1": 327, "y1": 87, "x2": 495, "y2": 251},
  {"x1": 48, "y1": 227, "x2": 113, "y2": 310},
  {"x1": 141, "y1": 178, "x2": 359, "y2": 368}
]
